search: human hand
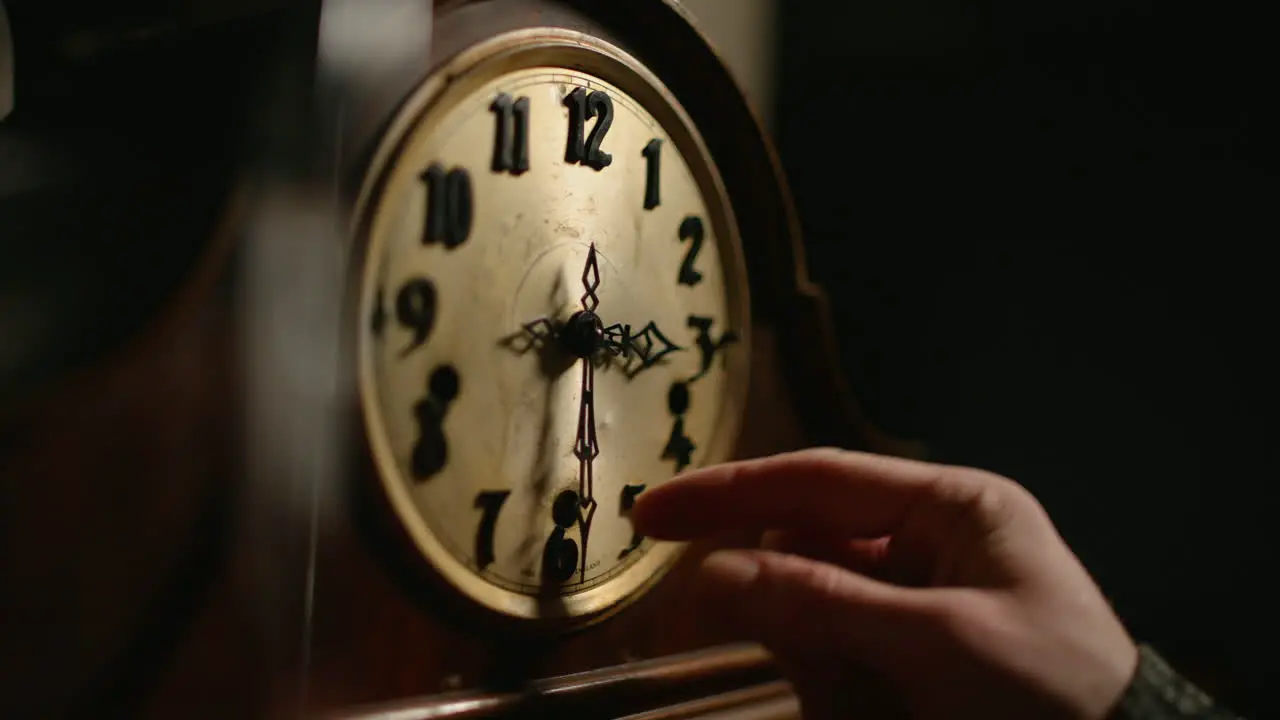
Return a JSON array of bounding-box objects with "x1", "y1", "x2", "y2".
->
[{"x1": 632, "y1": 448, "x2": 1139, "y2": 720}]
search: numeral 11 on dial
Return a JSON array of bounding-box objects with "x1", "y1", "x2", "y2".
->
[{"x1": 491, "y1": 93, "x2": 531, "y2": 175}]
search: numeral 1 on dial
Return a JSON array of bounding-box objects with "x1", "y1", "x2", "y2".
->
[{"x1": 642, "y1": 138, "x2": 662, "y2": 210}]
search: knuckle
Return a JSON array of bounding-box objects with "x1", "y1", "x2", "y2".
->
[
  {"x1": 806, "y1": 561, "x2": 850, "y2": 601},
  {"x1": 970, "y1": 482, "x2": 1011, "y2": 525},
  {"x1": 981, "y1": 474, "x2": 1051, "y2": 530},
  {"x1": 930, "y1": 467, "x2": 1038, "y2": 526}
]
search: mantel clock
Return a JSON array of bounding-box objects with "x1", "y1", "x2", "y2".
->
[
  {"x1": 0, "y1": 1, "x2": 912, "y2": 717},
  {"x1": 354, "y1": 22, "x2": 749, "y2": 629}
]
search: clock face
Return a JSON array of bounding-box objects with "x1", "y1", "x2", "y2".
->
[{"x1": 355, "y1": 32, "x2": 749, "y2": 624}]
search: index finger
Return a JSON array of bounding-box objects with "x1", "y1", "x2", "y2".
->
[{"x1": 633, "y1": 448, "x2": 987, "y2": 540}]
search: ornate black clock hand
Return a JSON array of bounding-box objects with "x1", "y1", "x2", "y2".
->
[
  {"x1": 563, "y1": 244, "x2": 603, "y2": 583},
  {"x1": 571, "y1": 357, "x2": 598, "y2": 583},
  {"x1": 601, "y1": 321, "x2": 682, "y2": 377},
  {"x1": 506, "y1": 244, "x2": 682, "y2": 380}
]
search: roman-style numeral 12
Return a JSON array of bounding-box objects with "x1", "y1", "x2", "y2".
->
[{"x1": 564, "y1": 88, "x2": 614, "y2": 171}]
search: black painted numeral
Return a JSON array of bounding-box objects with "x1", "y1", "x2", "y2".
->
[
  {"x1": 412, "y1": 365, "x2": 460, "y2": 481},
  {"x1": 619, "y1": 484, "x2": 647, "y2": 558},
  {"x1": 678, "y1": 216, "x2": 705, "y2": 286},
  {"x1": 543, "y1": 489, "x2": 581, "y2": 584},
  {"x1": 474, "y1": 490, "x2": 510, "y2": 570},
  {"x1": 642, "y1": 139, "x2": 663, "y2": 210},
  {"x1": 491, "y1": 94, "x2": 530, "y2": 175},
  {"x1": 688, "y1": 316, "x2": 739, "y2": 382},
  {"x1": 421, "y1": 164, "x2": 473, "y2": 248},
  {"x1": 564, "y1": 88, "x2": 614, "y2": 171},
  {"x1": 662, "y1": 381, "x2": 696, "y2": 472},
  {"x1": 394, "y1": 277, "x2": 436, "y2": 356}
]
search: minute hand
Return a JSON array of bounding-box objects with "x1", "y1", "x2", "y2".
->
[
  {"x1": 570, "y1": 244, "x2": 603, "y2": 584},
  {"x1": 572, "y1": 358, "x2": 598, "y2": 583}
]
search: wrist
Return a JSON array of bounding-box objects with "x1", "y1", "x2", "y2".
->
[{"x1": 1107, "y1": 645, "x2": 1241, "y2": 720}]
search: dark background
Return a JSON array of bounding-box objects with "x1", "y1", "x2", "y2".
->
[
  {"x1": 776, "y1": 0, "x2": 1274, "y2": 715},
  {"x1": 0, "y1": 0, "x2": 1271, "y2": 714}
]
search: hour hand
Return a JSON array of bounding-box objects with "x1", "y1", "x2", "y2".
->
[{"x1": 602, "y1": 320, "x2": 683, "y2": 377}]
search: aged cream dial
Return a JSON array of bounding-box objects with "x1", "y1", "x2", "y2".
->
[{"x1": 355, "y1": 30, "x2": 749, "y2": 625}]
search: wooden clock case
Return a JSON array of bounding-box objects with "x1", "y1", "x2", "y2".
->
[{"x1": 0, "y1": 1, "x2": 914, "y2": 717}]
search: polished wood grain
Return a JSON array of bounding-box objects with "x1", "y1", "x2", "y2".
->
[
  {"x1": 617, "y1": 681, "x2": 799, "y2": 720},
  {"x1": 326, "y1": 644, "x2": 779, "y2": 720}
]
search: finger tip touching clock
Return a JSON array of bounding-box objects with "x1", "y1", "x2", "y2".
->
[
  {"x1": 628, "y1": 483, "x2": 695, "y2": 540},
  {"x1": 634, "y1": 448, "x2": 947, "y2": 540},
  {"x1": 630, "y1": 466, "x2": 735, "y2": 539},
  {"x1": 631, "y1": 456, "x2": 805, "y2": 538}
]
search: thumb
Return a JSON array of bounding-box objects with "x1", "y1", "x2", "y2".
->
[{"x1": 699, "y1": 549, "x2": 941, "y2": 673}]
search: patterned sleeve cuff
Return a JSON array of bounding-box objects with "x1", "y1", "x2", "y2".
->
[{"x1": 1109, "y1": 645, "x2": 1241, "y2": 719}]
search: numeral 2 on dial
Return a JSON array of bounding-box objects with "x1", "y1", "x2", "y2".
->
[{"x1": 678, "y1": 216, "x2": 705, "y2": 286}]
